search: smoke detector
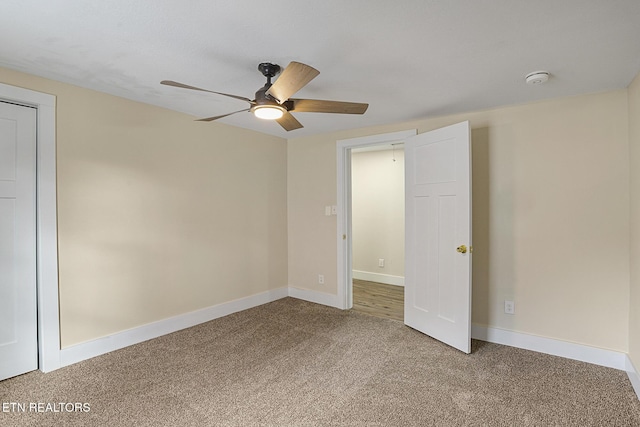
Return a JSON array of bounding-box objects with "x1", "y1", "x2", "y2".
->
[{"x1": 525, "y1": 71, "x2": 549, "y2": 85}]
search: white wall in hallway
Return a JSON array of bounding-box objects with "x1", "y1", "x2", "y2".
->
[{"x1": 351, "y1": 148, "x2": 405, "y2": 280}]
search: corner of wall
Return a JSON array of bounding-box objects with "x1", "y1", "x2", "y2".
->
[
  {"x1": 626, "y1": 356, "x2": 640, "y2": 400},
  {"x1": 628, "y1": 70, "x2": 640, "y2": 381}
]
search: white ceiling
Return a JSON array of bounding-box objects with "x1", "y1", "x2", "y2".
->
[{"x1": 2, "y1": 1, "x2": 640, "y2": 138}]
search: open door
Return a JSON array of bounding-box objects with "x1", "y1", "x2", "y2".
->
[
  {"x1": 404, "y1": 121, "x2": 472, "y2": 353},
  {"x1": 0, "y1": 101, "x2": 38, "y2": 379}
]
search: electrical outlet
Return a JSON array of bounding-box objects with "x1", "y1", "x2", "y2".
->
[
  {"x1": 318, "y1": 274, "x2": 325, "y2": 285},
  {"x1": 378, "y1": 258, "x2": 385, "y2": 268},
  {"x1": 504, "y1": 300, "x2": 515, "y2": 315}
]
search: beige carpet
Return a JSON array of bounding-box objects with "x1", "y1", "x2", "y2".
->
[{"x1": 1, "y1": 297, "x2": 639, "y2": 426}]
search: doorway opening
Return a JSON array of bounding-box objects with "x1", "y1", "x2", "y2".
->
[
  {"x1": 350, "y1": 143, "x2": 405, "y2": 321},
  {"x1": 336, "y1": 129, "x2": 417, "y2": 312}
]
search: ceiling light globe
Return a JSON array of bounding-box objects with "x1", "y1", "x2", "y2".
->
[{"x1": 253, "y1": 105, "x2": 284, "y2": 120}]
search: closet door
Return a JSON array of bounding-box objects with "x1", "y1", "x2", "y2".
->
[{"x1": 0, "y1": 101, "x2": 38, "y2": 380}]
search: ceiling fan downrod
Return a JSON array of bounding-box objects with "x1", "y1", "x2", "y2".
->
[{"x1": 258, "y1": 62, "x2": 281, "y2": 86}]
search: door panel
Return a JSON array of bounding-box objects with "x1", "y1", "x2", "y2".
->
[
  {"x1": 0, "y1": 199, "x2": 17, "y2": 344},
  {"x1": 404, "y1": 121, "x2": 472, "y2": 353},
  {"x1": 0, "y1": 101, "x2": 38, "y2": 380},
  {"x1": 437, "y1": 194, "x2": 457, "y2": 322},
  {"x1": 415, "y1": 138, "x2": 456, "y2": 184}
]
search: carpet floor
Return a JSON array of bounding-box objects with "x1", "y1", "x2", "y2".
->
[{"x1": 1, "y1": 297, "x2": 639, "y2": 426}]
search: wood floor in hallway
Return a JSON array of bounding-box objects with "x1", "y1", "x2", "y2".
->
[{"x1": 352, "y1": 279, "x2": 404, "y2": 321}]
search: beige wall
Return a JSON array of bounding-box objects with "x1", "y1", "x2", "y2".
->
[
  {"x1": 351, "y1": 149, "x2": 405, "y2": 277},
  {"x1": 629, "y1": 71, "x2": 640, "y2": 370},
  {"x1": 289, "y1": 91, "x2": 630, "y2": 352},
  {"x1": 1, "y1": 67, "x2": 288, "y2": 348},
  {"x1": 2, "y1": 65, "x2": 634, "y2": 356}
]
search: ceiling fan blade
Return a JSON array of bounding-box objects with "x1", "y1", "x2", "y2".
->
[
  {"x1": 276, "y1": 112, "x2": 304, "y2": 131},
  {"x1": 266, "y1": 62, "x2": 320, "y2": 103},
  {"x1": 161, "y1": 80, "x2": 254, "y2": 104},
  {"x1": 291, "y1": 99, "x2": 369, "y2": 114},
  {"x1": 195, "y1": 108, "x2": 250, "y2": 122}
]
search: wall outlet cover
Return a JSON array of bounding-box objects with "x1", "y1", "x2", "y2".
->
[{"x1": 504, "y1": 300, "x2": 515, "y2": 315}]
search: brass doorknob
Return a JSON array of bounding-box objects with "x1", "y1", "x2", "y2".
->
[{"x1": 456, "y1": 245, "x2": 467, "y2": 254}]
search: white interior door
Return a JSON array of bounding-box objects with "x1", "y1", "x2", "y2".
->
[
  {"x1": 404, "y1": 121, "x2": 472, "y2": 353},
  {"x1": 0, "y1": 101, "x2": 38, "y2": 380}
]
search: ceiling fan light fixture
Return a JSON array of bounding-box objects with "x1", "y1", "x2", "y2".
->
[{"x1": 252, "y1": 105, "x2": 285, "y2": 120}]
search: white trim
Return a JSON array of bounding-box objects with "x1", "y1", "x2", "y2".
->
[
  {"x1": 337, "y1": 131, "x2": 418, "y2": 147},
  {"x1": 60, "y1": 287, "x2": 289, "y2": 367},
  {"x1": 288, "y1": 286, "x2": 340, "y2": 308},
  {"x1": 42, "y1": 278, "x2": 640, "y2": 395},
  {"x1": 352, "y1": 270, "x2": 404, "y2": 287},
  {"x1": 626, "y1": 356, "x2": 640, "y2": 400},
  {"x1": 0, "y1": 83, "x2": 60, "y2": 373},
  {"x1": 471, "y1": 324, "x2": 626, "y2": 370},
  {"x1": 336, "y1": 130, "x2": 417, "y2": 310},
  {"x1": 59, "y1": 286, "x2": 345, "y2": 368}
]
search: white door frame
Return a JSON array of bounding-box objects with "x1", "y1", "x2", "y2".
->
[
  {"x1": 336, "y1": 129, "x2": 417, "y2": 309},
  {"x1": 0, "y1": 82, "x2": 60, "y2": 372}
]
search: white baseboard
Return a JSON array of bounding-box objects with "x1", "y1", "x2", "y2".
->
[
  {"x1": 55, "y1": 286, "x2": 638, "y2": 402},
  {"x1": 626, "y1": 356, "x2": 640, "y2": 400},
  {"x1": 471, "y1": 324, "x2": 627, "y2": 370},
  {"x1": 287, "y1": 286, "x2": 340, "y2": 308},
  {"x1": 352, "y1": 270, "x2": 404, "y2": 287},
  {"x1": 60, "y1": 287, "x2": 289, "y2": 367}
]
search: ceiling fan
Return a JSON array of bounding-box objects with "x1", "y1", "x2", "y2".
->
[{"x1": 161, "y1": 61, "x2": 368, "y2": 131}]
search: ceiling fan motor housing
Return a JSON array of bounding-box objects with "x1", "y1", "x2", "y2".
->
[
  {"x1": 254, "y1": 84, "x2": 280, "y2": 106},
  {"x1": 253, "y1": 80, "x2": 294, "y2": 110},
  {"x1": 251, "y1": 83, "x2": 287, "y2": 118}
]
